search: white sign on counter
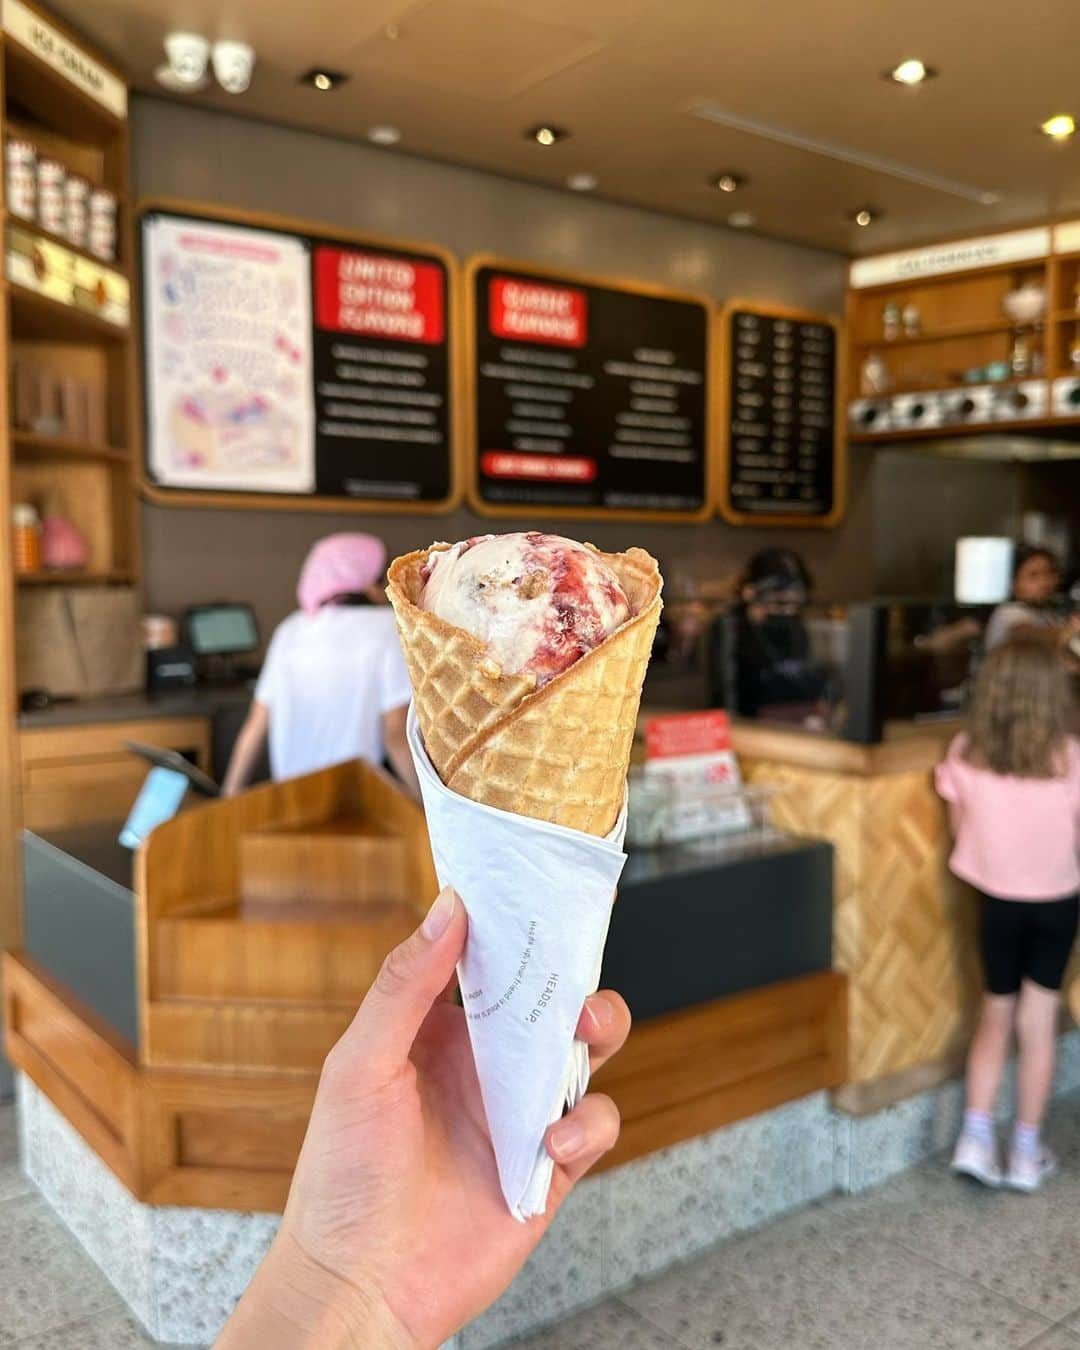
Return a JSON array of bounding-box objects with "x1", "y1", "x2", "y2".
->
[{"x1": 143, "y1": 214, "x2": 316, "y2": 495}]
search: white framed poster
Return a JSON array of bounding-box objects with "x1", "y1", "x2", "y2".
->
[{"x1": 143, "y1": 212, "x2": 316, "y2": 494}]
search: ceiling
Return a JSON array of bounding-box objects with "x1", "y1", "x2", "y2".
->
[{"x1": 62, "y1": 0, "x2": 1080, "y2": 256}]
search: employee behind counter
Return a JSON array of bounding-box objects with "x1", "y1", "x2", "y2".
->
[
  {"x1": 223, "y1": 532, "x2": 420, "y2": 798},
  {"x1": 707, "y1": 548, "x2": 831, "y2": 728}
]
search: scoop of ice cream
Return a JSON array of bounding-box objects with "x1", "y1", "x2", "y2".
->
[{"x1": 419, "y1": 532, "x2": 631, "y2": 684}]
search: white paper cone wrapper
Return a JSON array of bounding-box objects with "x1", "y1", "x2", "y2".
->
[{"x1": 407, "y1": 707, "x2": 627, "y2": 1220}]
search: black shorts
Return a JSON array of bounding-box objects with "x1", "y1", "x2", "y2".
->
[{"x1": 979, "y1": 892, "x2": 1079, "y2": 995}]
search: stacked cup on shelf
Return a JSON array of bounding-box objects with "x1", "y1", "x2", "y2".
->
[{"x1": 4, "y1": 135, "x2": 117, "y2": 261}]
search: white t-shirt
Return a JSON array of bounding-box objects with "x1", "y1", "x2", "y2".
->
[
  {"x1": 984, "y1": 601, "x2": 1057, "y2": 651},
  {"x1": 255, "y1": 604, "x2": 411, "y2": 781}
]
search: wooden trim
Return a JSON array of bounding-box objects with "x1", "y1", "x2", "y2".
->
[
  {"x1": 7, "y1": 944, "x2": 846, "y2": 1210},
  {"x1": 725, "y1": 716, "x2": 959, "y2": 777},
  {"x1": 134, "y1": 196, "x2": 464, "y2": 516},
  {"x1": 3, "y1": 950, "x2": 316, "y2": 1211},
  {"x1": 462, "y1": 251, "x2": 715, "y2": 524},
  {"x1": 593, "y1": 971, "x2": 847, "y2": 1171},
  {"x1": 3, "y1": 952, "x2": 141, "y2": 1189},
  {"x1": 715, "y1": 297, "x2": 846, "y2": 529}
]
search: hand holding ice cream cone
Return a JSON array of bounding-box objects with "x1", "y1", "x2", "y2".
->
[{"x1": 387, "y1": 532, "x2": 661, "y2": 1217}]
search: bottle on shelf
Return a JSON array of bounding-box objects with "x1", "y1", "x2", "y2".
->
[
  {"x1": 12, "y1": 502, "x2": 41, "y2": 575},
  {"x1": 859, "y1": 350, "x2": 890, "y2": 396},
  {"x1": 1010, "y1": 327, "x2": 1033, "y2": 377},
  {"x1": 882, "y1": 301, "x2": 901, "y2": 341},
  {"x1": 901, "y1": 303, "x2": 921, "y2": 337}
]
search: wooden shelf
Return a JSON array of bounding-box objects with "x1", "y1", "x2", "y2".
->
[
  {"x1": 859, "y1": 373, "x2": 1042, "y2": 398},
  {"x1": 849, "y1": 413, "x2": 1080, "y2": 446},
  {"x1": 3, "y1": 38, "x2": 125, "y2": 149},
  {"x1": 1050, "y1": 309, "x2": 1080, "y2": 324},
  {"x1": 16, "y1": 569, "x2": 133, "y2": 586},
  {"x1": 851, "y1": 319, "x2": 1017, "y2": 350},
  {"x1": 3, "y1": 212, "x2": 126, "y2": 277},
  {"x1": 11, "y1": 431, "x2": 129, "y2": 463},
  {"x1": 7, "y1": 282, "x2": 128, "y2": 342}
]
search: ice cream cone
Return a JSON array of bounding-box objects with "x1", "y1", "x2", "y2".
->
[{"x1": 387, "y1": 541, "x2": 662, "y2": 837}]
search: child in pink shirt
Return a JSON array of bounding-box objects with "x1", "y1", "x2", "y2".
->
[{"x1": 937, "y1": 637, "x2": 1080, "y2": 1192}]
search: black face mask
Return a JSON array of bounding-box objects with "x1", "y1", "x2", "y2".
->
[{"x1": 758, "y1": 614, "x2": 806, "y2": 662}]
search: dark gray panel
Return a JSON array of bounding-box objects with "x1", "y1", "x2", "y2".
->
[
  {"x1": 603, "y1": 836, "x2": 833, "y2": 1020},
  {"x1": 21, "y1": 830, "x2": 138, "y2": 1047}
]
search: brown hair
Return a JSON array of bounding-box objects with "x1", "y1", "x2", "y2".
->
[{"x1": 965, "y1": 636, "x2": 1071, "y2": 778}]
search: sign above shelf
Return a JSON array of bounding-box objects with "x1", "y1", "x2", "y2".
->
[{"x1": 1, "y1": 0, "x2": 127, "y2": 118}]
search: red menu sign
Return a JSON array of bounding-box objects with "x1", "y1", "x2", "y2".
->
[
  {"x1": 645, "y1": 710, "x2": 733, "y2": 761},
  {"x1": 489, "y1": 275, "x2": 586, "y2": 347},
  {"x1": 314, "y1": 245, "x2": 444, "y2": 343}
]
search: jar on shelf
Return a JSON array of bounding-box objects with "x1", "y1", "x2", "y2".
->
[
  {"x1": 62, "y1": 174, "x2": 90, "y2": 249},
  {"x1": 12, "y1": 502, "x2": 41, "y2": 575},
  {"x1": 88, "y1": 188, "x2": 118, "y2": 262},
  {"x1": 901, "y1": 303, "x2": 921, "y2": 337},
  {"x1": 5, "y1": 138, "x2": 36, "y2": 221},
  {"x1": 36, "y1": 157, "x2": 65, "y2": 235},
  {"x1": 882, "y1": 301, "x2": 901, "y2": 341}
]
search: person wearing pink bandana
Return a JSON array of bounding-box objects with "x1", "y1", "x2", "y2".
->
[{"x1": 222, "y1": 533, "x2": 419, "y2": 798}]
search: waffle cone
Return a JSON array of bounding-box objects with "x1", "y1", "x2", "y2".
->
[{"x1": 387, "y1": 541, "x2": 662, "y2": 837}]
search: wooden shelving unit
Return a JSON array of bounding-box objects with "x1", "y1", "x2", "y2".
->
[
  {"x1": 846, "y1": 230, "x2": 1080, "y2": 446},
  {"x1": 0, "y1": 4, "x2": 135, "y2": 976}
]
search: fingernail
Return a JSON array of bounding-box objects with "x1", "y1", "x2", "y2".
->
[
  {"x1": 585, "y1": 994, "x2": 614, "y2": 1029},
  {"x1": 549, "y1": 1120, "x2": 584, "y2": 1161},
  {"x1": 422, "y1": 886, "x2": 456, "y2": 941}
]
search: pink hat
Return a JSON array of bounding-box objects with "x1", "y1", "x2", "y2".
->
[{"x1": 297, "y1": 533, "x2": 388, "y2": 614}]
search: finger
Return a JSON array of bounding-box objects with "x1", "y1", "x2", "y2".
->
[
  {"x1": 337, "y1": 886, "x2": 467, "y2": 1075},
  {"x1": 545, "y1": 1093, "x2": 621, "y2": 1185},
  {"x1": 575, "y1": 990, "x2": 631, "y2": 1073}
]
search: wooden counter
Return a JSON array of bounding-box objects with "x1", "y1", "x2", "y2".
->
[
  {"x1": 731, "y1": 716, "x2": 978, "y2": 1103},
  {"x1": 5, "y1": 776, "x2": 846, "y2": 1211},
  {"x1": 637, "y1": 708, "x2": 974, "y2": 1105}
]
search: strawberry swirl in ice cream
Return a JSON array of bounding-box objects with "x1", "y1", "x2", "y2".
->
[{"x1": 419, "y1": 532, "x2": 631, "y2": 685}]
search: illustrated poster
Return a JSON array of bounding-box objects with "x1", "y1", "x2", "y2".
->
[{"x1": 143, "y1": 213, "x2": 315, "y2": 494}]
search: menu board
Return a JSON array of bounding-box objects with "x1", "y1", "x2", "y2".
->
[
  {"x1": 141, "y1": 206, "x2": 456, "y2": 510},
  {"x1": 468, "y1": 260, "x2": 711, "y2": 519},
  {"x1": 719, "y1": 302, "x2": 843, "y2": 527}
]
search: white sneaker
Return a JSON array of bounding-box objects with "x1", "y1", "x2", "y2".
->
[
  {"x1": 1006, "y1": 1144, "x2": 1057, "y2": 1192},
  {"x1": 951, "y1": 1132, "x2": 1002, "y2": 1187}
]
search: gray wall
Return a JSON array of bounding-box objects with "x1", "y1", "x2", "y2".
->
[
  {"x1": 872, "y1": 453, "x2": 1022, "y2": 596},
  {"x1": 132, "y1": 96, "x2": 871, "y2": 641}
]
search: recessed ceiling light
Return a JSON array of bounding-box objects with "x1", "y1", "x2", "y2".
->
[
  {"x1": 299, "y1": 68, "x2": 348, "y2": 91},
  {"x1": 1040, "y1": 113, "x2": 1076, "y2": 140},
  {"x1": 368, "y1": 125, "x2": 402, "y2": 146},
  {"x1": 527, "y1": 124, "x2": 568, "y2": 147},
  {"x1": 567, "y1": 172, "x2": 597, "y2": 191},
  {"x1": 712, "y1": 172, "x2": 745, "y2": 192},
  {"x1": 886, "y1": 59, "x2": 936, "y2": 85},
  {"x1": 850, "y1": 207, "x2": 881, "y2": 226},
  {"x1": 728, "y1": 210, "x2": 755, "y2": 229}
]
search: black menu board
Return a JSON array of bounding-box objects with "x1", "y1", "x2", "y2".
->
[
  {"x1": 468, "y1": 259, "x2": 711, "y2": 519},
  {"x1": 141, "y1": 204, "x2": 458, "y2": 511},
  {"x1": 719, "y1": 302, "x2": 843, "y2": 527}
]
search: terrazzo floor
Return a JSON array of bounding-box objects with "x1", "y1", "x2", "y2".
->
[{"x1": 4, "y1": 1094, "x2": 1080, "y2": 1348}]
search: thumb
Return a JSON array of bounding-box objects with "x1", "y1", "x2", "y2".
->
[{"x1": 343, "y1": 886, "x2": 466, "y2": 1075}]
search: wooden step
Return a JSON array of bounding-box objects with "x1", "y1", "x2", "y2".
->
[
  {"x1": 155, "y1": 900, "x2": 416, "y2": 1003},
  {"x1": 240, "y1": 817, "x2": 412, "y2": 906}
]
